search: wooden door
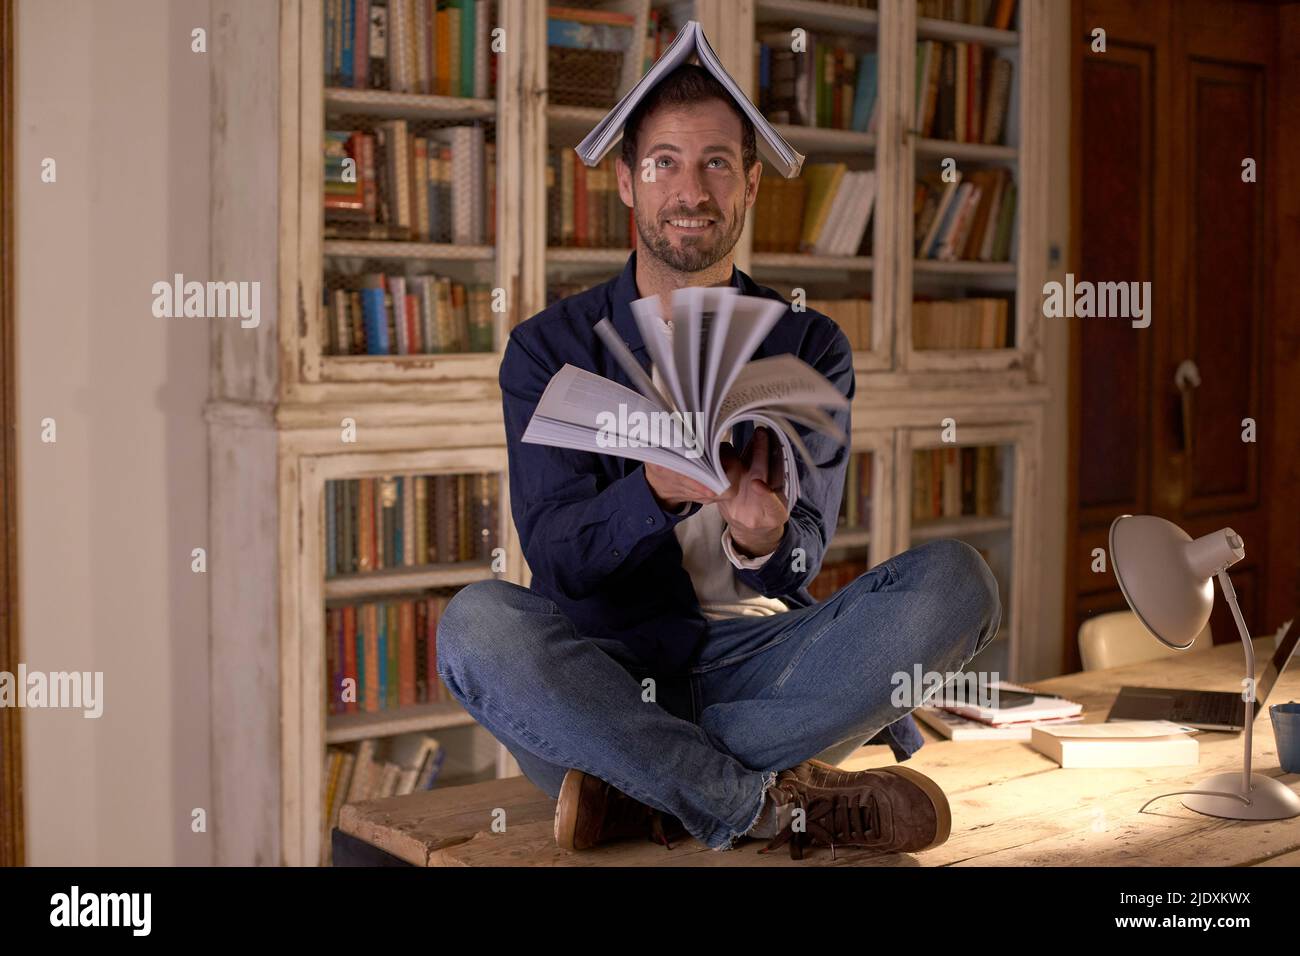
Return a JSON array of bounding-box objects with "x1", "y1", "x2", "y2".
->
[{"x1": 1066, "y1": 0, "x2": 1280, "y2": 671}]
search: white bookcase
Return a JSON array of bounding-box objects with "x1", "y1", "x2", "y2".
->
[{"x1": 208, "y1": 0, "x2": 1049, "y2": 866}]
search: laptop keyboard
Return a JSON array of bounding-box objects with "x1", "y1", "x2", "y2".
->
[{"x1": 1175, "y1": 693, "x2": 1246, "y2": 727}]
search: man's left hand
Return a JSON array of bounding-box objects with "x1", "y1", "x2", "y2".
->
[{"x1": 716, "y1": 426, "x2": 790, "y2": 558}]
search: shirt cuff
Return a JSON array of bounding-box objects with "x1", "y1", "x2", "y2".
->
[{"x1": 721, "y1": 524, "x2": 776, "y2": 570}]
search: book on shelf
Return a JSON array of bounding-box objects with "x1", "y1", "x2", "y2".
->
[
  {"x1": 809, "y1": 557, "x2": 869, "y2": 601},
  {"x1": 323, "y1": 272, "x2": 495, "y2": 355},
  {"x1": 912, "y1": 296, "x2": 1010, "y2": 349},
  {"x1": 324, "y1": 0, "x2": 497, "y2": 98},
  {"x1": 913, "y1": 40, "x2": 1013, "y2": 145},
  {"x1": 839, "y1": 450, "x2": 873, "y2": 530},
  {"x1": 914, "y1": 167, "x2": 1016, "y2": 261},
  {"x1": 326, "y1": 594, "x2": 455, "y2": 714},
  {"x1": 576, "y1": 20, "x2": 806, "y2": 178},
  {"x1": 753, "y1": 164, "x2": 874, "y2": 256},
  {"x1": 546, "y1": 149, "x2": 633, "y2": 249},
  {"x1": 911, "y1": 445, "x2": 1003, "y2": 521},
  {"x1": 642, "y1": 8, "x2": 678, "y2": 74},
  {"x1": 547, "y1": 5, "x2": 637, "y2": 109},
  {"x1": 325, "y1": 473, "x2": 500, "y2": 576},
  {"x1": 755, "y1": 33, "x2": 878, "y2": 133},
  {"x1": 325, "y1": 122, "x2": 494, "y2": 245},
  {"x1": 321, "y1": 734, "x2": 447, "y2": 864},
  {"x1": 523, "y1": 289, "x2": 849, "y2": 501},
  {"x1": 918, "y1": 0, "x2": 1017, "y2": 30}
]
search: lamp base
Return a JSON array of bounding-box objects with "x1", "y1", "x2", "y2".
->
[{"x1": 1180, "y1": 772, "x2": 1300, "y2": 820}]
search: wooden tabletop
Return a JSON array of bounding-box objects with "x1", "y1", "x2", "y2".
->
[{"x1": 339, "y1": 639, "x2": 1300, "y2": 866}]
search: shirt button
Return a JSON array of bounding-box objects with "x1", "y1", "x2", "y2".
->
[
  {"x1": 612, "y1": 549, "x2": 621, "y2": 557},
  {"x1": 645, "y1": 516, "x2": 655, "y2": 525}
]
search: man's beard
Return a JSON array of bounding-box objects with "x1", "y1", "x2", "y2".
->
[{"x1": 633, "y1": 196, "x2": 745, "y2": 274}]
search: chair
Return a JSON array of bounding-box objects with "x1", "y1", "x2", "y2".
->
[{"x1": 1078, "y1": 609, "x2": 1211, "y2": 671}]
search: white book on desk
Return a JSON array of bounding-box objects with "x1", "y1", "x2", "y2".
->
[
  {"x1": 915, "y1": 705, "x2": 1085, "y2": 741},
  {"x1": 1031, "y1": 720, "x2": 1200, "y2": 768}
]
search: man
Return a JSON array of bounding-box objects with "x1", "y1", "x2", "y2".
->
[{"x1": 437, "y1": 64, "x2": 1001, "y2": 859}]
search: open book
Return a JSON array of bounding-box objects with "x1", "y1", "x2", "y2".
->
[
  {"x1": 521, "y1": 288, "x2": 849, "y2": 505},
  {"x1": 575, "y1": 20, "x2": 806, "y2": 178}
]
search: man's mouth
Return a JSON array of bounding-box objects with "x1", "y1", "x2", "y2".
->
[{"x1": 664, "y1": 216, "x2": 716, "y2": 233}]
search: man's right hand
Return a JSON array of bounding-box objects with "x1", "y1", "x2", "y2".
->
[{"x1": 643, "y1": 462, "x2": 719, "y2": 511}]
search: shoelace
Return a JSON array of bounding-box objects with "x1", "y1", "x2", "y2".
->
[
  {"x1": 760, "y1": 788, "x2": 882, "y2": 860},
  {"x1": 603, "y1": 783, "x2": 680, "y2": 850}
]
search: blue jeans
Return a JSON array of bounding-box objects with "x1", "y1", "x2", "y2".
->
[{"x1": 435, "y1": 538, "x2": 1001, "y2": 850}]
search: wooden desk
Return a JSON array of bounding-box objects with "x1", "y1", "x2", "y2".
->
[{"x1": 338, "y1": 640, "x2": 1300, "y2": 866}]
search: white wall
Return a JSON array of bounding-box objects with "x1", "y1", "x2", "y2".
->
[{"x1": 16, "y1": 0, "x2": 212, "y2": 865}]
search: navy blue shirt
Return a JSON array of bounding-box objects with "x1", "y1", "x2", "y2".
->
[{"x1": 499, "y1": 251, "x2": 923, "y2": 761}]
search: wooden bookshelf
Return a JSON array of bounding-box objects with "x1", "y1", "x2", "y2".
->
[{"x1": 208, "y1": 0, "x2": 1051, "y2": 867}]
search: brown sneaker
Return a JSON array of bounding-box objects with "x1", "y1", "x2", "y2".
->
[
  {"x1": 758, "y1": 761, "x2": 952, "y2": 860},
  {"x1": 554, "y1": 769, "x2": 688, "y2": 851}
]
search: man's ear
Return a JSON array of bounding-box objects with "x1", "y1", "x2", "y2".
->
[
  {"x1": 616, "y1": 156, "x2": 635, "y2": 208},
  {"x1": 744, "y1": 161, "x2": 763, "y2": 210}
]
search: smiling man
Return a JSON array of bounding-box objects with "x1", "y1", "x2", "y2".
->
[{"x1": 436, "y1": 64, "x2": 1001, "y2": 860}]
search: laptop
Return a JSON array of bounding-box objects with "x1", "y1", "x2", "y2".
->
[{"x1": 1107, "y1": 619, "x2": 1297, "y2": 731}]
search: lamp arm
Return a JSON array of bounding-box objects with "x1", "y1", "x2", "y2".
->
[{"x1": 1216, "y1": 570, "x2": 1255, "y2": 793}]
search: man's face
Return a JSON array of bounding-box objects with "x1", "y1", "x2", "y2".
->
[{"x1": 618, "y1": 99, "x2": 761, "y2": 274}]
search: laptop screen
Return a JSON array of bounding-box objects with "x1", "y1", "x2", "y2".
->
[{"x1": 1257, "y1": 620, "x2": 1298, "y2": 707}]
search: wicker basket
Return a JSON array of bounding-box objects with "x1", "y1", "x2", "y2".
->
[{"x1": 548, "y1": 47, "x2": 625, "y2": 109}]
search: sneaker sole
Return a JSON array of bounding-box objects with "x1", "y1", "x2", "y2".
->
[
  {"x1": 554, "y1": 768, "x2": 588, "y2": 851},
  {"x1": 805, "y1": 758, "x2": 952, "y2": 852}
]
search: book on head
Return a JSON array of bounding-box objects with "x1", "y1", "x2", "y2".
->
[{"x1": 575, "y1": 20, "x2": 806, "y2": 179}]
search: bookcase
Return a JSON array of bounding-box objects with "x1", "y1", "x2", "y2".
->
[{"x1": 208, "y1": 0, "x2": 1049, "y2": 866}]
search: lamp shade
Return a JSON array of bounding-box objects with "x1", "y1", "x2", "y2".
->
[{"x1": 1109, "y1": 515, "x2": 1244, "y2": 650}]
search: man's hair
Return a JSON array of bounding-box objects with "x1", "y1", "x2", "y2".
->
[{"x1": 619, "y1": 64, "x2": 758, "y2": 174}]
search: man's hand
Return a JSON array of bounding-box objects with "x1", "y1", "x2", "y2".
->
[
  {"x1": 717, "y1": 427, "x2": 790, "y2": 558},
  {"x1": 643, "y1": 462, "x2": 718, "y2": 511},
  {"x1": 644, "y1": 427, "x2": 791, "y2": 556}
]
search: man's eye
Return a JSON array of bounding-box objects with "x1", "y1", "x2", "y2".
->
[
  {"x1": 708, "y1": 159, "x2": 728, "y2": 169},
  {"x1": 656, "y1": 157, "x2": 673, "y2": 167}
]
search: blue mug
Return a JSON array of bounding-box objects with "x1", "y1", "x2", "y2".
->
[{"x1": 1271, "y1": 701, "x2": 1300, "y2": 774}]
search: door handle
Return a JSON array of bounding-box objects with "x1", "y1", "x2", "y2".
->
[{"x1": 1174, "y1": 359, "x2": 1200, "y2": 457}]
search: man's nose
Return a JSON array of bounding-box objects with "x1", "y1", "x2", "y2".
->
[{"x1": 676, "y1": 165, "x2": 711, "y2": 209}]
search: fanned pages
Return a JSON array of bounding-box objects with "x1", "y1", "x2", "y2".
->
[
  {"x1": 575, "y1": 20, "x2": 806, "y2": 179},
  {"x1": 522, "y1": 292, "x2": 848, "y2": 505}
]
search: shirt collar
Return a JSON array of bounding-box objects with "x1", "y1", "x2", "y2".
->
[{"x1": 609, "y1": 250, "x2": 747, "y2": 356}]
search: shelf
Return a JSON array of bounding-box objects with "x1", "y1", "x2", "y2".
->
[
  {"x1": 547, "y1": 104, "x2": 608, "y2": 143},
  {"x1": 828, "y1": 528, "x2": 871, "y2": 550},
  {"x1": 324, "y1": 87, "x2": 497, "y2": 121},
  {"x1": 913, "y1": 258, "x2": 1015, "y2": 276},
  {"x1": 547, "y1": 247, "x2": 633, "y2": 267},
  {"x1": 914, "y1": 138, "x2": 1017, "y2": 164},
  {"x1": 915, "y1": 16, "x2": 1018, "y2": 48},
  {"x1": 911, "y1": 514, "x2": 1011, "y2": 541},
  {"x1": 324, "y1": 562, "x2": 495, "y2": 600},
  {"x1": 325, "y1": 700, "x2": 477, "y2": 745},
  {"x1": 751, "y1": 253, "x2": 874, "y2": 272},
  {"x1": 774, "y1": 123, "x2": 876, "y2": 154},
  {"x1": 323, "y1": 240, "x2": 496, "y2": 261},
  {"x1": 756, "y1": 0, "x2": 879, "y2": 36}
]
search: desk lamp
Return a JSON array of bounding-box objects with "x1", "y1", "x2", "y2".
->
[{"x1": 1109, "y1": 514, "x2": 1300, "y2": 820}]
